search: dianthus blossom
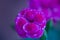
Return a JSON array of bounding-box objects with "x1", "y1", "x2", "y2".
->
[{"x1": 15, "y1": 9, "x2": 46, "y2": 38}]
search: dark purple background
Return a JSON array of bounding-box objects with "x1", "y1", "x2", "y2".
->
[{"x1": 0, "y1": 0, "x2": 28, "y2": 40}]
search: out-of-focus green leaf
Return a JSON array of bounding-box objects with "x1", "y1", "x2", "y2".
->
[
  {"x1": 40, "y1": 30, "x2": 48, "y2": 40},
  {"x1": 53, "y1": 20, "x2": 60, "y2": 31},
  {"x1": 45, "y1": 19, "x2": 53, "y2": 32}
]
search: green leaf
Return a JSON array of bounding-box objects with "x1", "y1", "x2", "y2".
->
[
  {"x1": 40, "y1": 30, "x2": 48, "y2": 40},
  {"x1": 45, "y1": 19, "x2": 53, "y2": 32}
]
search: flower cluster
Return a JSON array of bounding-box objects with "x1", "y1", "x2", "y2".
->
[
  {"x1": 15, "y1": 9, "x2": 46, "y2": 38},
  {"x1": 15, "y1": 0, "x2": 60, "y2": 38}
]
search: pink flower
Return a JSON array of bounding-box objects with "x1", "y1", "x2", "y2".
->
[
  {"x1": 15, "y1": 0, "x2": 60, "y2": 38},
  {"x1": 39, "y1": 0, "x2": 59, "y2": 8},
  {"x1": 23, "y1": 23, "x2": 44, "y2": 38},
  {"x1": 29, "y1": 0, "x2": 40, "y2": 9},
  {"x1": 15, "y1": 17, "x2": 28, "y2": 38},
  {"x1": 29, "y1": 0, "x2": 59, "y2": 8},
  {"x1": 15, "y1": 9, "x2": 46, "y2": 38},
  {"x1": 41, "y1": 8, "x2": 52, "y2": 20},
  {"x1": 50, "y1": 5, "x2": 60, "y2": 23}
]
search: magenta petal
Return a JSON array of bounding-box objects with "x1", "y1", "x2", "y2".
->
[
  {"x1": 39, "y1": 0, "x2": 58, "y2": 8},
  {"x1": 16, "y1": 17, "x2": 27, "y2": 27},
  {"x1": 52, "y1": 6, "x2": 60, "y2": 20},
  {"x1": 24, "y1": 9, "x2": 35, "y2": 22},
  {"x1": 29, "y1": 0, "x2": 40, "y2": 9},
  {"x1": 39, "y1": 0, "x2": 51, "y2": 7},
  {"x1": 16, "y1": 26, "x2": 27, "y2": 38},
  {"x1": 34, "y1": 12, "x2": 45, "y2": 24},
  {"x1": 23, "y1": 23, "x2": 40, "y2": 33},
  {"x1": 15, "y1": 17, "x2": 28, "y2": 38},
  {"x1": 26, "y1": 29, "x2": 44, "y2": 38},
  {"x1": 42, "y1": 9, "x2": 52, "y2": 20}
]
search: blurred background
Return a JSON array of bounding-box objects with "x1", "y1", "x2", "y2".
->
[{"x1": 0, "y1": 0, "x2": 60, "y2": 40}]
